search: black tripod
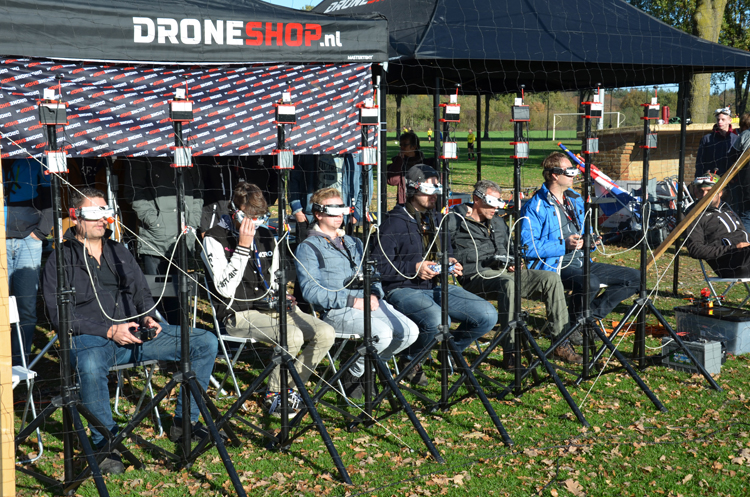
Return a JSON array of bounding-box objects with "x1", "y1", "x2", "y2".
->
[
  {"x1": 15, "y1": 105, "x2": 112, "y2": 496},
  {"x1": 447, "y1": 88, "x2": 590, "y2": 427},
  {"x1": 190, "y1": 117, "x2": 354, "y2": 484},
  {"x1": 575, "y1": 90, "x2": 720, "y2": 392},
  {"x1": 290, "y1": 118, "x2": 444, "y2": 463}
]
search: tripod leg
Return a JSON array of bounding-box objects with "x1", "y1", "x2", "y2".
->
[
  {"x1": 589, "y1": 323, "x2": 667, "y2": 412},
  {"x1": 186, "y1": 378, "x2": 248, "y2": 497},
  {"x1": 648, "y1": 302, "x2": 722, "y2": 391},
  {"x1": 372, "y1": 355, "x2": 445, "y2": 463},
  {"x1": 64, "y1": 405, "x2": 109, "y2": 497},
  {"x1": 15, "y1": 401, "x2": 58, "y2": 446},
  {"x1": 446, "y1": 340, "x2": 513, "y2": 446},
  {"x1": 286, "y1": 364, "x2": 353, "y2": 485}
]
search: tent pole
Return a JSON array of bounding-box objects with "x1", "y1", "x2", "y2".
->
[
  {"x1": 673, "y1": 80, "x2": 688, "y2": 295},
  {"x1": 379, "y1": 66, "x2": 388, "y2": 218},
  {"x1": 476, "y1": 93, "x2": 482, "y2": 181}
]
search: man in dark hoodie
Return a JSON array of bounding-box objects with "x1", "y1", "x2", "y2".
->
[
  {"x1": 387, "y1": 131, "x2": 435, "y2": 205},
  {"x1": 42, "y1": 187, "x2": 217, "y2": 475},
  {"x1": 451, "y1": 179, "x2": 582, "y2": 365},
  {"x1": 685, "y1": 173, "x2": 750, "y2": 278},
  {"x1": 695, "y1": 107, "x2": 738, "y2": 179},
  {"x1": 374, "y1": 165, "x2": 497, "y2": 386},
  {"x1": 4, "y1": 158, "x2": 52, "y2": 365}
]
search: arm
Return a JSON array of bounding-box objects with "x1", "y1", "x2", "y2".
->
[
  {"x1": 387, "y1": 156, "x2": 404, "y2": 186},
  {"x1": 685, "y1": 218, "x2": 736, "y2": 260},
  {"x1": 129, "y1": 161, "x2": 160, "y2": 228},
  {"x1": 520, "y1": 201, "x2": 566, "y2": 260},
  {"x1": 203, "y1": 235, "x2": 251, "y2": 299},
  {"x1": 295, "y1": 241, "x2": 353, "y2": 309},
  {"x1": 373, "y1": 217, "x2": 422, "y2": 283}
]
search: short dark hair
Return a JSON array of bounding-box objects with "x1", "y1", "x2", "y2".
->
[
  {"x1": 232, "y1": 182, "x2": 267, "y2": 217},
  {"x1": 541, "y1": 152, "x2": 570, "y2": 183},
  {"x1": 70, "y1": 187, "x2": 106, "y2": 210},
  {"x1": 740, "y1": 113, "x2": 750, "y2": 132},
  {"x1": 399, "y1": 131, "x2": 420, "y2": 150}
]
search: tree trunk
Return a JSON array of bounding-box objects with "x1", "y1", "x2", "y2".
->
[
  {"x1": 689, "y1": 0, "x2": 729, "y2": 122},
  {"x1": 735, "y1": 71, "x2": 749, "y2": 116}
]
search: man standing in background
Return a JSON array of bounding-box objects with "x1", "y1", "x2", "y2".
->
[{"x1": 467, "y1": 129, "x2": 476, "y2": 160}]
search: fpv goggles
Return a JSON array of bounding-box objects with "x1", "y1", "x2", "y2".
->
[
  {"x1": 474, "y1": 190, "x2": 506, "y2": 209},
  {"x1": 694, "y1": 173, "x2": 719, "y2": 187},
  {"x1": 311, "y1": 203, "x2": 353, "y2": 216},
  {"x1": 70, "y1": 206, "x2": 115, "y2": 222},
  {"x1": 550, "y1": 167, "x2": 581, "y2": 178},
  {"x1": 231, "y1": 200, "x2": 270, "y2": 227},
  {"x1": 408, "y1": 181, "x2": 443, "y2": 195}
]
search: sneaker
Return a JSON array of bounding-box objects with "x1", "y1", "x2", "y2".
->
[
  {"x1": 341, "y1": 371, "x2": 365, "y2": 401},
  {"x1": 552, "y1": 341, "x2": 584, "y2": 364},
  {"x1": 98, "y1": 451, "x2": 125, "y2": 475},
  {"x1": 398, "y1": 359, "x2": 429, "y2": 387},
  {"x1": 263, "y1": 390, "x2": 302, "y2": 418},
  {"x1": 169, "y1": 421, "x2": 228, "y2": 444}
]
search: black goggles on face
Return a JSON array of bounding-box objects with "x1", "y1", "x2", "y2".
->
[
  {"x1": 550, "y1": 167, "x2": 580, "y2": 178},
  {"x1": 474, "y1": 190, "x2": 505, "y2": 209},
  {"x1": 312, "y1": 203, "x2": 352, "y2": 216}
]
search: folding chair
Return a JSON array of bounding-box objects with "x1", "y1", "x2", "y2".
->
[
  {"x1": 699, "y1": 259, "x2": 750, "y2": 307},
  {"x1": 199, "y1": 252, "x2": 257, "y2": 399},
  {"x1": 10, "y1": 296, "x2": 44, "y2": 464}
]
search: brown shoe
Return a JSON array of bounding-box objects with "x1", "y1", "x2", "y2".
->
[
  {"x1": 552, "y1": 341, "x2": 583, "y2": 364},
  {"x1": 501, "y1": 351, "x2": 518, "y2": 371}
]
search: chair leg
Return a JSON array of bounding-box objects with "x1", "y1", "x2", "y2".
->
[{"x1": 113, "y1": 371, "x2": 124, "y2": 416}]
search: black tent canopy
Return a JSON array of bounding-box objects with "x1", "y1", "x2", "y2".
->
[
  {"x1": 0, "y1": 0, "x2": 387, "y2": 64},
  {"x1": 315, "y1": 0, "x2": 750, "y2": 93}
]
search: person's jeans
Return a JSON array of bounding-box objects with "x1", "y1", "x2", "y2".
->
[
  {"x1": 71, "y1": 325, "x2": 218, "y2": 446},
  {"x1": 385, "y1": 285, "x2": 497, "y2": 362},
  {"x1": 7, "y1": 235, "x2": 43, "y2": 365},
  {"x1": 323, "y1": 300, "x2": 419, "y2": 377},
  {"x1": 560, "y1": 262, "x2": 640, "y2": 322}
]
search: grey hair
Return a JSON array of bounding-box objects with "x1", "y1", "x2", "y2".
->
[
  {"x1": 70, "y1": 187, "x2": 106, "y2": 209},
  {"x1": 473, "y1": 179, "x2": 501, "y2": 196}
]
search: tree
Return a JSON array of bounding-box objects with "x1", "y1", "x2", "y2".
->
[{"x1": 719, "y1": 0, "x2": 750, "y2": 115}]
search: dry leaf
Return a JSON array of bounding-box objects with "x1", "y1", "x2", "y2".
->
[
  {"x1": 564, "y1": 478, "x2": 585, "y2": 497},
  {"x1": 682, "y1": 474, "x2": 693, "y2": 484}
]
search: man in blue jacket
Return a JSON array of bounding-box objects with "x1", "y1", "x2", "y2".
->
[
  {"x1": 374, "y1": 165, "x2": 497, "y2": 386},
  {"x1": 295, "y1": 187, "x2": 418, "y2": 399},
  {"x1": 42, "y1": 188, "x2": 218, "y2": 474},
  {"x1": 520, "y1": 153, "x2": 639, "y2": 345}
]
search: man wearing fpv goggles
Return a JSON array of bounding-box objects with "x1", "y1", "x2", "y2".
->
[
  {"x1": 450, "y1": 179, "x2": 581, "y2": 366},
  {"x1": 296, "y1": 187, "x2": 418, "y2": 400},
  {"x1": 203, "y1": 182, "x2": 334, "y2": 417},
  {"x1": 42, "y1": 188, "x2": 217, "y2": 474},
  {"x1": 695, "y1": 106, "x2": 738, "y2": 179},
  {"x1": 520, "y1": 153, "x2": 640, "y2": 346},
  {"x1": 685, "y1": 173, "x2": 750, "y2": 279},
  {"x1": 374, "y1": 164, "x2": 497, "y2": 387}
]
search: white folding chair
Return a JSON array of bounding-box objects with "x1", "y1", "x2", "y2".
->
[
  {"x1": 699, "y1": 259, "x2": 750, "y2": 307},
  {"x1": 10, "y1": 296, "x2": 44, "y2": 463},
  {"x1": 199, "y1": 252, "x2": 256, "y2": 399}
]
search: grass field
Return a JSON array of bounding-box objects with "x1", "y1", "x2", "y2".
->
[{"x1": 13, "y1": 134, "x2": 750, "y2": 496}]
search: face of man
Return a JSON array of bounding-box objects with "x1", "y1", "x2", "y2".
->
[
  {"x1": 695, "y1": 185, "x2": 722, "y2": 208},
  {"x1": 552, "y1": 158, "x2": 576, "y2": 189},
  {"x1": 411, "y1": 176, "x2": 439, "y2": 212},
  {"x1": 474, "y1": 188, "x2": 501, "y2": 222},
  {"x1": 74, "y1": 196, "x2": 109, "y2": 241},
  {"x1": 717, "y1": 113, "x2": 732, "y2": 134},
  {"x1": 315, "y1": 196, "x2": 345, "y2": 231},
  {"x1": 400, "y1": 139, "x2": 417, "y2": 158}
]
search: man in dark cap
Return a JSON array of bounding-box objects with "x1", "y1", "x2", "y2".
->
[{"x1": 373, "y1": 165, "x2": 497, "y2": 386}]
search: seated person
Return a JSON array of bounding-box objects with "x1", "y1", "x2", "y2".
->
[
  {"x1": 387, "y1": 131, "x2": 435, "y2": 205},
  {"x1": 203, "y1": 182, "x2": 334, "y2": 416},
  {"x1": 451, "y1": 179, "x2": 581, "y2": 365},
  {"x1": 42, "y1": 188, "x2": 218, "y2": 475},
  {"x1": 295, "y1": 187, "x2": 418, "y2": 400},
  {"x1": 520, "y1": 152, "x2": 640, "y2": 344},
  {"x1": 374, "y1": 165, "x2": 498, "y2": 386},
  {"x1": 685, "y1": 173, "x2": 750, "y2": 278}
]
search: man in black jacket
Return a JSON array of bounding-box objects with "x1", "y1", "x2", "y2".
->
[
  {"x1": 374, "y1": 165, "x2": 497, "y2": 386},
  {"x1": 451, "y1": 180, "x2": 582, "y2": 365},
  {"x1": 42, "y1": 188, "x2": 217, "y2": 475},
  {"x1": 203, "y1": 182, "x2": 334, "y2": 416},
  {"x1": 686, "y1": 173, "x2": 750, "y2": 277}
]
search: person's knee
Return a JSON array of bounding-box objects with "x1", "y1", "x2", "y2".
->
[
  {"x1": 191, "y1": 329, "x2": 218, "y2": 360},
  {"x1": 287, "y1": 327, "x2": 306, "y2": 351},
  {"x1": 477, "y1": 301, "x2": 499, "y2": 329},
  {"x1": 314, "y1": 321, "x2": 336, "y2": 349}
]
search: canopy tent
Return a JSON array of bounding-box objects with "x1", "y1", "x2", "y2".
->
[
  {"x1": 0, "y1": 0, "x2": 387, "y2": 64},
  {"x1": 0, "y1": 1, "x2": 388, "y2": 158},
  {"x1": 315, "y1": 0, "x2": 750, "y2": 93}
]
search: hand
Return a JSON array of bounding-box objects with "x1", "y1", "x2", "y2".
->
[
  {"x1": 370, "y1": 295, "x2": 380, "y2": 311},
  {"x1": 237, "y1": 217, "x2": 256, "y2": 248},
  {"x1": 294, "y1": 211, "x2": 307, "y2": 223},
  {"x1": 449, "y1": 258, "x2": 463, "y2": 276},
  {"x1": 29, "y1": 232, "x2": 41, "y2": 241},
  {"x1": 107, "y1": 322, "x2": 142, "y2": 345},
  {"x1": 416, "y1": 261, "x2": 440, "y2": 280},
  {"x1": 286, "y1": 294, "x2": 297, "y2": 306},
  {"x1": 566, "y1": 234, "x2": 584, "y2": 251},
  {"x1": 142, "y1": 316, "x2": 162, "y2": 337},
  {"x1": 507, "y1": 265, "x2": 516, "y2": 273},
  {"x1": 737, "y1": 242, "x2": 750, "y2": 249}
]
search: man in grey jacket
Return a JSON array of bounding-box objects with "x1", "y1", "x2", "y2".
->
[{"x1": 451, "y1": 179, "x2": 581, "y2": 365}]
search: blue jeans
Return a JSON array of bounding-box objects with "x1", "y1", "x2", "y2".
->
[
  {"x1": 560, "y1": 262, "x2": 640, "y2": 321},
  {"x1": 7, "y1": 235, "x2": 43, "y2": 365},
  {"x1": 71, "y1": 325, "x2": 218, "y2": 446},
  {"x1": 385, "y1": 285, "x2": 498, "y2": 362}
]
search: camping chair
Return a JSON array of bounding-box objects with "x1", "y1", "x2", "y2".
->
[
  {"x1": 10, "y1": 296, "x2": 44, "y2": 464},
  {"x1": 199, "y1": 251, "x2": 257, "y2": 400},
  {"x1": 699, "y1": 259, "x2": 750, "y2": 308}
]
